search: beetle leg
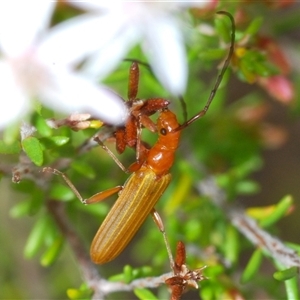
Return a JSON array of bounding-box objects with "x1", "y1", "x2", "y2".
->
[
  {"x1": 151, "y1": 208, "x2": 175, "y2": 269},
  {"x1": 94, "y1": 135, "x2": 130, "y2": 174},
  {"x1": 85, "y1": 186, "x2": 123, "y2": 204},
  {"x1": 43, "y1": 167, "x2": 87, "y2": 204},
  {"x1": 43, "y1": 167, "x2": 123, "y2": 205}
]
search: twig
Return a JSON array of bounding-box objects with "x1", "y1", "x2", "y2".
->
[
  {"x1": 230, "y1": 210, "x2": 300, "y2": 268},
  {"x1": 196, "y1": 176, "x2": 300, "y2": 269}
]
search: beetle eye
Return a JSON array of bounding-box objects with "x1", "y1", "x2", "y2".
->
[{"x1": 160, "y1": 128, "x2": 167, "y2": 135}]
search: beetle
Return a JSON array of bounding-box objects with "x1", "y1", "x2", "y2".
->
[{"x1": 44, "y1": 11, "x2": 235, "y2": 264}]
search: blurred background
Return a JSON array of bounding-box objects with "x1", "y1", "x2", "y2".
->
[{"x1": 1, "y1": 1, "x2": 300, "y2": 299}]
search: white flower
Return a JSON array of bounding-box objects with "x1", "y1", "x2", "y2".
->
[
  {"x1": 67, "y1": 1, "x2": 215, "y2": 96},
  {"x1": 0, "y1": 2, "x2": 127, "y2": 130}
]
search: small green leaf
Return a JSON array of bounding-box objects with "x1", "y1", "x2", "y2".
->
[
  {"x1": 49, "y1": 136, "x2": 70, "y2": 146},
  {"x1": 273, "y1": 266, "x2": 298, "y2": 281},
  {"x1": 0, "y1": 140, "x2": 21, "y2": 154},
  {"x1": 123, "y1": 264, "x2": 133, "y2": 283},
  {"x1": 108, "y1": 272, "x2": 126, "y2": 282},
  {"x1": 245, "y1": 17, "x2": 263, "y2": 36},
  {"x1": 40, "y1": 236, "x2": 64, "y2": 266},
  {"x1": 132, "y1": 266, "x2": 153, "y2": 278},
  {"x1": 22, "y1": 137, "x2": 44, "y2": 166},
  {"x1": 224, "y1": 225, "x2": 239, "y2": 265},
  {"x1": 24, "y1": 215, "x2": 51, "y2": 258},
  {"x1": 35, "y1": 115, "x2": 52, "y2": 137},
  {"x1": 236, "y1": 180, "x2": 260, "y2": 195},
  {"x1": 134, "y1": 288, "x2": 158, "y2": 300},
  {"x1": 259, "y1": 195, "x2": 293, "y2": 227},
  {"x1": 254, "y1": 61, "x2": 276, "y2": 77},
  {"x1": 67, "y1": 285, "x2": 92, "y2": 300},
  {"x1": 49, "y1": 183, "x2": 75, "y2": 201},
  {"x1": 10, "y1": 200, "x2": 32, "y2": 218},
  {"x1": 241, "y1": 249, "x2": 263, "y2": 283},
  {"x1": 67, "y1": 288, "x2": 92, "y2": 300},
  {"x1": 39, "y1": 136, "x2": 70, "y2": 149}
]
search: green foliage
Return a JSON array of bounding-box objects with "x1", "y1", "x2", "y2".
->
[
  {"x1": 109, "y1": 265, "x2": 154, "y2": 283},
  {"x1": 21, "y1": 137, "x2": 44, "y2": 166},
  {"x1": 273, "y1": 266, "x2": 298, "y2": 281},
  {"x1": 67, "y1": 284, "x2": 93, "y2": 300},
  {"x1": 134, "y1": 288, "x2": 158, "y2": 300},
  {"x1": 241, "y1": 249, "x2": 263, "y2": 283}
]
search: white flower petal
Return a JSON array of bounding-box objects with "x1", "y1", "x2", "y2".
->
[
  {"x1": 82, "y1": 24, "x2": 139, "y2": 80},
  {"x1": 176, "y1": 0, "x2": 215, "y2": 8},
  {"x1": 39, "y1": 69, "x2": 127, "y2": 125},
  {"x1": 0, "y1": 61, "x2": 29, "y2": 129},
  {"x1": 67, "y1": 1, "x2": 116, "y2": 12},
  {"x1": 38, "y1": 14, "x2": 125, "y2": 67},
  {"x1": 0, "y1": 2, "x2": 55, "y2": 56},
  {"x1": 144, "y1": 18, "x2": 187, "y2": 95}
]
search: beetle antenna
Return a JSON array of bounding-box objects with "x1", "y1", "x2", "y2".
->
[{"x1": 173, "y1": 11, "x2": 235, "y2": 132}]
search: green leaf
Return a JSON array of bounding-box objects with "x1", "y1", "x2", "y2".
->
[
  {"x1": 40, "y1": 236, "x2": 64, "y2": 266},
  {"x1": 22, "y1": 137, "x2": 44, "y2": 166},
  {"x1": 50, "y1": 136, "x2": 70, "y2": 146},
  {"x1": 34, "y1": 115, "x2": 52, "y2": 137},
  {"x1": 10, "y1": 200, "x2": 32, "y2": 218},
  {"x1": 273, "y1": 266, "x2": 298, "y2": 281},
  {"x1": 49, "y1": 183, "x2": 75, "y2": 202},
  {"x1": 236, "y1": 180, "x2": 260, "y2": 195},
  {"x1": 245, "y1": 17, "x2": 263, "y2": 36},
  {"x1": 259, "y1": 195, "x2": 293, "y2": 227},
  {"x1": 224, "y1": 225, "x2": 239, "y2": 265},
  {"x1": 39, "y1": 136, "x2": 70, "y2": 149},
  {"x1": 108, "y1": 272, "x2": 126, "y2": 282},
  {"x1": 134, "y1": 288, "x2": 158, "y2": 300},
  {"x1": 123, "y1": 264, "x2": 133, "y2": 283},
  {"x1": 67, "y1": 285, "x2": 92, "y2": 300},
  {"x1": 132, "y1": 266, "x2": 153, "y2": 278},
  {"x1": 24, "y1": 215, "x2": 51, "y2": 258},
  {"x1": 241, "y1": 249, "x2": 263, "y2": 283},
  {"x1": 0, "y1": 140, "x2": 21, "y2": 154}
]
